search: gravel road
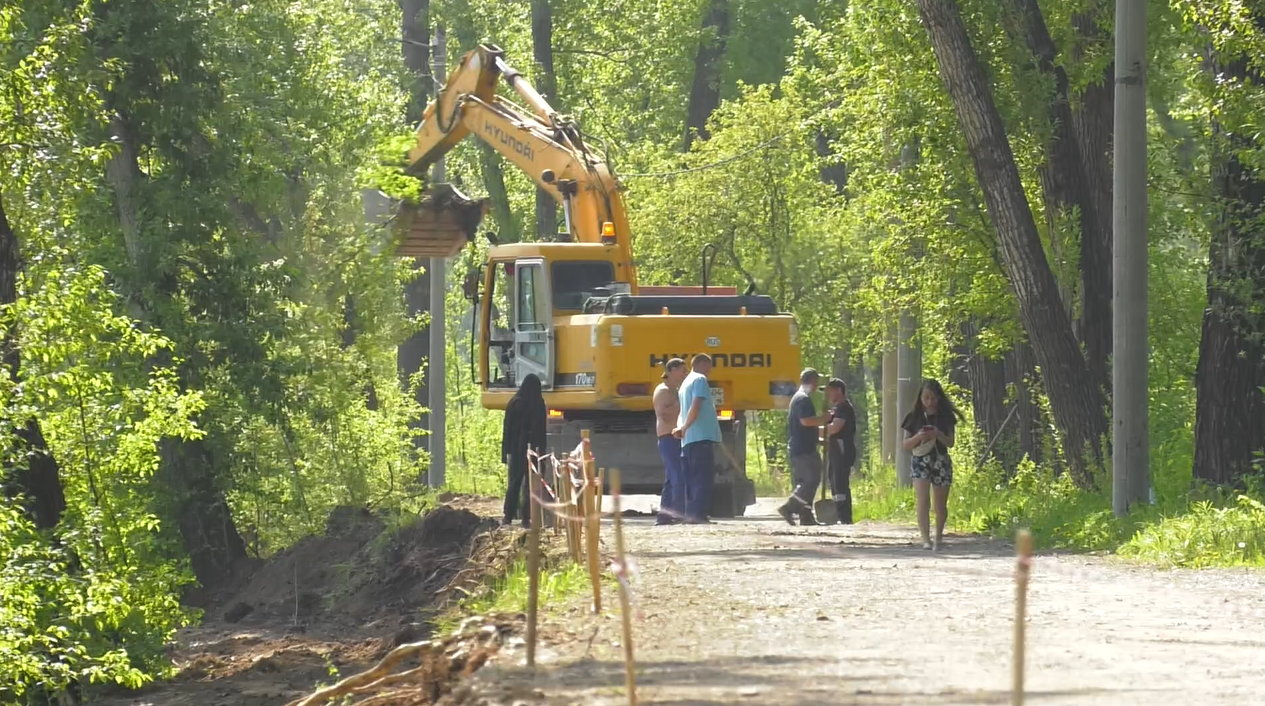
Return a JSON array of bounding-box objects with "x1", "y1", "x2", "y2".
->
[{"x1": 451, "y1": 498, "x2": 1265, "y2": 706}]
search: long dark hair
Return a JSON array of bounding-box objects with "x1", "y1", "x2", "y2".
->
[{"x1": 907, "y1": 378, "x2": 963, "y2": 421}]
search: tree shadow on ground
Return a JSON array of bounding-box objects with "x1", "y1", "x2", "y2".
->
[
  {"x1": 630, "y1": 537, "x2": 1013, "y2": 565},
  {"x1": 485, "y1": 654, "x2": 1150, "y2": 705}
]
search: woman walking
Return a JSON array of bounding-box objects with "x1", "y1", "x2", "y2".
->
[
  {"x1": 900, "y1": 379, "x2": 963, "y2": 550},
  {"x1": 501, "y1": 374, "x2": 547, "y2": 527}
]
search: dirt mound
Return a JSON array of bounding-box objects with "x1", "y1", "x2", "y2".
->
[
  {"x1": 223, "y1": 507, "x2": 386, "y2": 624},
  {"x1": 96, "y1": 500, "x2": 515, "y2": 706},
  {"x1": 339, "y1": 505, "x2": 495, "y2": 619},
  {"x1": 217, "y1": 504, "x2": 495, "y2": 628}
]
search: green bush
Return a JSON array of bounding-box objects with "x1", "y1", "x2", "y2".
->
[{"x1": 1121, "y1": 496, "x2": 1265, "y2": 567}]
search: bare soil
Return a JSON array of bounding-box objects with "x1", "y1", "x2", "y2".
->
[
  {"x1": 449, "y1": 499, "x2": 1265, "y2": 706},
  {"x1": 96, "y1": 497, "x2": 509, "y2": 706}
]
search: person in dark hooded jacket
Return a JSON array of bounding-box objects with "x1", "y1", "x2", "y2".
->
[{"x1": 501, "y1": 374, "x2": 547, "y2": 527}]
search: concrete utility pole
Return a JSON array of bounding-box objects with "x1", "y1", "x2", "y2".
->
[
  {"x1": 882, "y1": 344, "x2": 897, "y2": 465},
  {"x1": 1112, "y1": 0, "x2": 1148, "y2": 515},
  {"x1": 428, "y1": 25, "x2": 447, "y2": 489},
  {"x1": 896, "y1": 311, "x2": 920, "y2": 486}
]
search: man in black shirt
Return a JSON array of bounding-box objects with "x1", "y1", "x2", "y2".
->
[
  {"x1": 777, "y1": 368, "x2": 835, "y2": 525},
  {"x1": 824, "y1": 378, "x2": 857, "y2": 524}
]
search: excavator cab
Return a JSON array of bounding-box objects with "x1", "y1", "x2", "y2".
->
[{"x1": 470, "y1": 238, "x2": 635, "y2": 393}]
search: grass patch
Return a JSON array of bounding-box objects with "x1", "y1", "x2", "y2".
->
[
  {"x1": 1121, "y1": 496, "x2": 1265, "y2": 567},
  {"x1": 437, "y1": 555, "x2": 592, "y2": 633}
]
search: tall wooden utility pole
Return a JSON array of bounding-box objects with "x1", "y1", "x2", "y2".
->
[
  {"x1": 428, "y1": 25, "x2": 447, "y2": 488},
  {"x1": 896, "y1": 312, "x2": 920, "y2": 486},
  {"x1": 1112, "y1": 0, "x2": 1148, "y2": 514},
  {"x1": 882, "y1": 342, "x2": 897, "y2": 464}
]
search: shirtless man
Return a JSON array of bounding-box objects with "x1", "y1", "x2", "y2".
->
[{"x1": 654, "y1": 358, "x2": 688, "y2": 525}]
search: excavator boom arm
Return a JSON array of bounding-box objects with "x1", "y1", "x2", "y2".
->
[{"x1": 407, "y1": 45, "x2": 635, "y2": 277}]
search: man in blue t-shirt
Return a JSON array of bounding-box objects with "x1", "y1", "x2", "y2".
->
[
  {"x1": 672, "y1": 354, "x2": 722, "y2": 523},
  {"x1": 777, "y1": 368, "x2": 835, "y2": 525}
]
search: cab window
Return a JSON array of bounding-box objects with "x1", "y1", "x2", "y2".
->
[{"x1": 551, "y1": 261, "x2": 616, "y2": 310}]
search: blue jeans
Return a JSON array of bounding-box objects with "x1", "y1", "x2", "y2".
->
[
  {"x1": 681, "y1": 440, "x2": 715, "y2": 522},
  {"x1": 656, "y1": 435, "x2": 683, "y2": 522}
]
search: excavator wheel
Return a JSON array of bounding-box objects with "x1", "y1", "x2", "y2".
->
[
  {"x1": 710, "y1": 485, "x2": 738, "y2": 518},
  {"x1": 710, "y1": 477, "x2": 754, "y2": 518}
]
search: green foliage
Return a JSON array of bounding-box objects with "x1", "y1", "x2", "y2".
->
[
  {"x1": 444, "y1": 246, "x2": 509, "y2": 496},
  {"x1": 358, "y1": 134, "x2": 427, "y2": 203},
  {"x1": 1122, "y1": 496, "x2": 1265, "y2": 568},
  {"x1": 0, "y1": 502, "x2": 179, "y2": 700},
  {"x1": 0, "y1": 261, "x2": 197, "y2": 699}
]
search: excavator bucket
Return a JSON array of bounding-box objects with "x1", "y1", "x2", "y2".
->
[{"x1": 394, "y1": 183, "x2": 488, "y2": 259}]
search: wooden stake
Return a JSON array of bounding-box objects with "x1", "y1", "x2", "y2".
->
[
  {"x1": 567, "y1": 433, "x2": 588, "y2": 563},
  {"x1": 551, "y1": 452, "x2": 564, "y2": 535},
  {"x1": 564, "y1": 459, "x2": 582, "y2": 562},
  {"x1": 526, "y1": 469, "x2": 543, "y2": 668},
  {"x1": 583, "y1": 459, "x2": 602, "y2": 612},
  {"x1": 1012, "y1": 529, "x2": 1034, "y2": 706},
  {"x1": 610, "y1": 468, "x2": 637, "y2": 706}
]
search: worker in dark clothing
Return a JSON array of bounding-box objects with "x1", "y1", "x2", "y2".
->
[
  {"x1": 777, "y1": 368, "x2": 835, "y2": 526},
  {"x1": 501, "y1": 374, "x2": 547, "y2": 528},
  {"x1": 824, "y1": 378, "x2": 857, "y2": 525}
]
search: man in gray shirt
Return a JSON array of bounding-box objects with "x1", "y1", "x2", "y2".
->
[{"x1": 777, "y1": 368, "x2": 834, "y2": 525}]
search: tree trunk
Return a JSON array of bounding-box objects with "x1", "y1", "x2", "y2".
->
[
  {"x1": 915, "y1": 0, "x2": 1107, "y2": 482},
  {"x1": 399, "y1": 265, "x2": 431, "y2": 449},
  {"x1": 867, "y1": 358, "x2": 883, "y2": 465},
  {"x1": 833, "y1": 312, "x2": 868, "y2": 465},
  {"x1": 815, "y1": 130, "x2": 848, "y2": 196},
  {"x1": 400, "y1": 0, "x2": 432, "y2": 124},
  {"x1": 684, "y1": 0, "x2": 730, "y2": 151},
  {"x1": 479, "y1": 146, "x2": 521, "y2": 242},
  {"x1": 948, "y1": 301, "x2": 971, "y2": 392},
  {"x1": 105, "y1": 112, "x2": 248, "y2": 586},
  {"x1": 1192, "y1": 41, "x2": 1265, "y2": 487},
  {"x1": 158, "y1": 438, "x2": 249, "y2": 582},
  {"x1": 1072, "y1": 66, "x2": 1115, "y2": 400},
  {"x1": 1004, "y1": 0, "x2": 1110, "y2": 397},
  {"x1": 1152, "y1": 93, "x2": 1196, "y2": 172},
  {"x1": 962, "y1": 321, "x2": 1007, "y2": 453},
  {"x1": 398, "y1": 1, "x2": 432, "y2": 450},
  {"x1": 895, "y1": 312, "x2": 920, "y2": 486},
  {"x1": 881, "y1": 345, "x2": 897, "y2": 464},
  {"x1": 948, "y1": 315, "x2": 970, "y2": 393},
  {"x1": 449, "y1": 17, "x2": 521, "y2": 243},
  {"x1": 1007, "y1": 342, "x2": 1042, "y2": 464},
  {"x1": 531, "y1": 0, "x2": 559, "y2": 240},
  {"x1": 1070, "y1": 8, "x2": 1115, "y2": 394},
  {"x1": 0, "y1": 195, "x2": 66, "y2": 531}
]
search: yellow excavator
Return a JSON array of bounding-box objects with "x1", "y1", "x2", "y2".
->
[{"x1": 403, "y1": 45, "x2": 801, "y2": 516}]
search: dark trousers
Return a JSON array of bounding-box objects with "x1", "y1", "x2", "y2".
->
[
  {"x1": 830, "y1": 450, "x2": 855, "y2": 524},
  {"x1": 681, "y1": 440, "x2": 715, "y2": 521},
  {"x1": 504, "y1": 454, "x2": 531, "y2": 523},
  {"x1": 657, "y1": 435, "x2": 684, "y2": 522}
]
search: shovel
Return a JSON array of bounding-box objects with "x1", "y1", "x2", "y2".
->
[{"x1": 813, "y1": 428, "x2": 838, "y2": 525}]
